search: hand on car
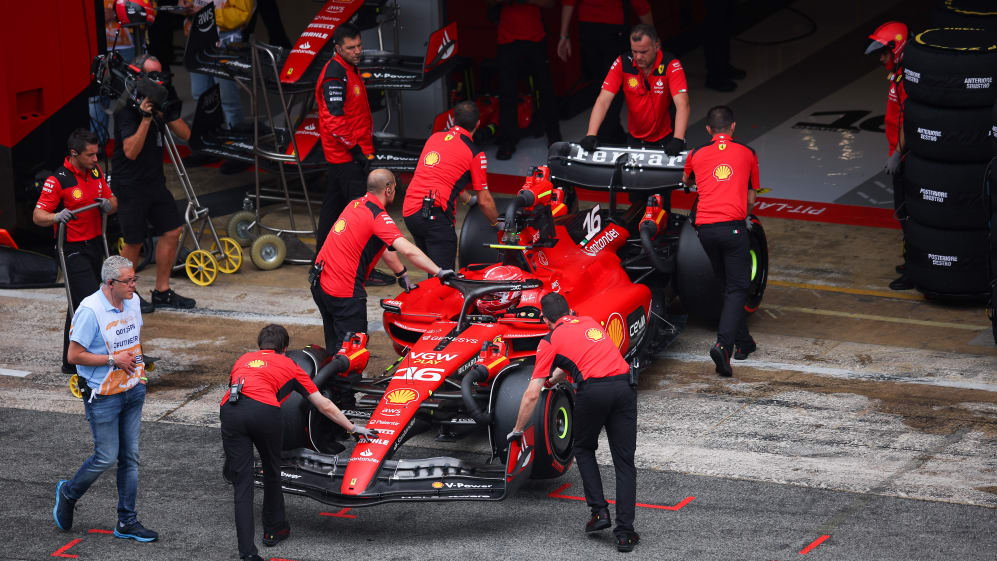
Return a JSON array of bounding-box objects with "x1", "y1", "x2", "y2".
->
[
  {"x1": 351, "y1": 425, "x2": 379, "y2": 440},
  {"x1": 664, "y1": 137, "x2": 685, "y2": 157},
  {"x1": 436, "y1": 269, "x2": 456, "y2": 281},
  {"x1": 579, "y1": 135, "x2": 598, "y2": 153},
  {"x1": 506, "y1": 429, "x2": 523, "y2": 443},
  {"x1": 397, "y1": 272, "x2": 417, "y2": 292}
]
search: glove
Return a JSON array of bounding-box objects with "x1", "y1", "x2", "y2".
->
[
  {"x1": 466, "y1": 194, "x2": 478, "y2": 206},
  {"x1": 664, "y1": 137, "x2": 685, "y2": 157},
  {"x1": 54, "y1": 208, "x2": 76, "y2": 224},
  {"x1": 579, "y1": 135, "x2": 598, "y2": 153},
  {"x1": 885, "y1": 150, "x2": 902, "y2": 175},
  {"x1": 351, "y1": 425, "x2": 379, "y2": 440},
  {"x1": 94, "y1": 197, "x2": 113, "y2": 213},
  {"x1": 397, "y1": 272, "x2": 417, "y2": 292},
  {"x1": 506, "y1": 429, "x2": 523, "y2": 443},
  {"x1": 436, "y1": 269, "x2": 456, "y2": 281}
]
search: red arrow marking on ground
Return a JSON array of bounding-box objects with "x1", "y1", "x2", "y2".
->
[
  {"x1": 51, "y1": 538, "x2": 82, "y2": 558},
  {"x1": 269, "y1": 558, "x2": 300, "y2": 561},
  {"x1": 88, "y1": 528, "x2": 114, "y2": 534},
  {"x1": 319, "y1": 508, "x2": 357, "y2": 519},
  {"x1": 548, "y1": 483, "x2": 695, "y2": 511},
  {"x1": 799, "y1": 535, "x2": 831, "y2": 555}
]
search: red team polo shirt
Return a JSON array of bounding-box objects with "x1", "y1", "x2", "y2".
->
[
  {"x1": 684, "y1": 134, "x2": 760, "y2": 226},
  {"x1": 602, "y1": 49, "x2": 688, "y2": 142},
  {"x1": 316, "y1": 192, "x2": 404, "y2": 298},
  {"x1": 885, "y1": 71, "x2": 906, "y2": 156},
  {"x1": 402, "y1": 126, "x2": 488, "y2": 220},
  {"x1": 35, "y1": 158, "x2": 113, "y2": 242},
  {"x1": 316, "y1": 52, "x2": 374, "y2": 164},
  {"x1": 563, "y1": 0, "x2": 651, "y2": 25},
  {"x1": 498, "y1": 4, "x2": 545, "y2": 44},
  {"x1": 532, "y1": 315, "x2": 631, "y2": 383},
  {"x1": 221, "y1": 350, "x2": 320, "y2": 407}
]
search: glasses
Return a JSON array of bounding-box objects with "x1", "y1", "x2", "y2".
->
[{"x1": 111, "y1": 276, "x2": 139, "y2": 285}]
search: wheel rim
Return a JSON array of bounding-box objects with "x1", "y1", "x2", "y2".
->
[
  {"x1": 69, "y1": 374, "x2": 82, "y2": 399},
  {"x1": 260, "y1": 243, "x2": 279, "y2": 263},
  {"x1": 186, "y1": 249, "x2": 218, "y2": 286},
  {"x1": 556, "y1": 406, "x2": 569, "y2": 439},
  {"x1": 212, "y1": 237, "x2": 242, "y2": 274}
]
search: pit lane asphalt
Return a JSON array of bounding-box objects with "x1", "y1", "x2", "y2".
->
[{"x1": 6, "y1": 406, "x2": 994, "y2": 561}]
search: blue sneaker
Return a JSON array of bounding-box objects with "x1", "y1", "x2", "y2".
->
[
  {"x1": 53, "y1": 480, "x2": 76, "y2": 531},
  {"x1": 114, "y1": 520, "x2": 158, "y2": 542}
]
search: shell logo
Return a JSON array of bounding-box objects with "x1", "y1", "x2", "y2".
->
[
  {"x1": 333, "y1": 218, "x2": 347, "y2": 234},
  {"x1": 444, "y1": 133, "x2": 454, "y2": 142},
  {"x1": 247, "y1": 359, "x2": 266, "y2": 368},
  {"x1": 384, "y1": 388, "x2": 418, "y2": 405},
  {"x1": 361, "y1": 72, "x2": 372, "y2": 79},
  {"x1": 432, "y1": 481, "x2": 444, "y2": 489},
  {"x1": 71, "y1": 188, "x2": 83, "y2": 200},
  {"x1": 895, "y1": 33, "x2": 903, "y2": 42},
  {"x1": 605, "y1": 313, "x2": 625, "y2": 349},
  {"x1": 353, "y1": 85, "x2": 361, "y2": 97},
  {"x1": 585, "y1": 328, "x2": 605, "y2": 342},
  {"x1": 713, "y1": 164, "x2": 733, "y2": 181},
  {"x1": 627, "y1": 77, "x2": 639, "y2": 89},
  {"x1": 424, "y1": 151, "x2": 441, "y2": 166}
]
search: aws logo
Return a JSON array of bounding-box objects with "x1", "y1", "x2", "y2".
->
[
  {"x1": 424, "y1": 151, "x2": 441, "y2": 166},
  {"x1": 333, "y1": 218, "x2": 347, "y2": 234},
  {"x1": 247, "y1": 359, "x2": 265, "y2": 368},
  {"x1": 713, "y1": 164, "x2": 733, "y2": 181},
  {"x1": 71, "y1": 188, "x2": 83, "y2": 200},
  {"x1": 585, "y1": 328, "x2": 605, "y2": 342}
]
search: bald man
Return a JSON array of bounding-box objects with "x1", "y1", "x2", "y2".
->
[{"x1": 310, "y1": 169, "x2": 451, "y2": 350}]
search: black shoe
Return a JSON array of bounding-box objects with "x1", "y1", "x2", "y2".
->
[
  {"x1": 53, "y1": 480, "x2": 76, "y2": 531},
  {"x1": 585, "y1": 509, "x2": 611, "y2": 533},
  {"x1": 889, "y1": 275, "x2": 914, "y2": 291},
  {"x1": 616, "y1": 531, "x2": 640, "y2": 552},
  {"x1": 241, "y1": 555, "x2": 265, "y2": 561},
  {"x1": 710, "y1": 343, "x2": 732, "y2": 377},
  {"x1": 151, "y1": 288, "x2": 196, "y2": 309},
  {"x1": 262, "y1": 526, "x2": 290, "y2": 547},
  {"x1": 61, "y1": 364, "x2": 76, "y2": 375},
  {"x1": 705, "y1": 76, "x2": 737, "y2": 92},
  {"x1": 734, "y1": 338, "x2": 756, "y2": 361},
  {"x1": 364, "y1": 268, "x2": 394, "y2": 287},
  {"x1": 137, "y1": 294, "x2": 155, "y2": 314},
  {"x1": 114, "y1": 520, "x2": 158, "y2": 542},
  {"x1": 727, "y1": 65, "x2": 747, "y2": 80},
  {"x1": 496, "y1": 144, "x2": 516, "y2": 160},
  {"x1": 220, "y1": 160, "x2": 251, "y2": 175},
  {"x1": 895, "y1": 264, "x2": 905, "y2": 274},
  {"x1": 182, "y1": 152, "x2": 221, "y2": 168}
]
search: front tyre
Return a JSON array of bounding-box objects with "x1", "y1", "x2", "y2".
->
[{"x1": 530, "y1": 385, "x2": 575, "y2": 479}]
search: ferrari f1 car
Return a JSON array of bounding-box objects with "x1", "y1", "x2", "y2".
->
[{"x1": 265, "y1": 142, "x2": 769, "y2": 507}]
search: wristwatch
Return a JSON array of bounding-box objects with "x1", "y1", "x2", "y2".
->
[{"x1": 106, "y1": 355, "x2": 115, "y2": 368}]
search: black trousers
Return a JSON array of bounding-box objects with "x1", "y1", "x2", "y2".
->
[
  {"x1": 703, "y1": 0, "x2": 734, "y2": 80},
  {"x1": 696, "y1": 220, "x2": 751, "y2": 349},
  {"x1": 62, "y1": 238, "x2": 104, "y2": 370},
  {"x1": 316, "y1": 162, "x2": 366, "y2": 255},
  {"x1": 579, "y1": 22, "x2": 628, "y2": 143},
  {"x1": 497, "y1": 39, "x2": 561, "y2": 147},
  {"x1": 573, "y1": 377, "x2": 638, "y2": 535},
  {"x1": 403, "y1": 211, "x2": 457, "y2": 272},
  {"x1": 310, "y1": 285, "x2": 367, "y2": 352},
  {"x1": 220, "y1": 398, "x2": 287, "y2": 558}
]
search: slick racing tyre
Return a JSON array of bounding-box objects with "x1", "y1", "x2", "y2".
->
[
  {"x1": 903, "y1": 28, "x2": 997, "y2": 108},
  {"x1": 903, "y1": 219, "x2": 991, "y2": 296},
  {"x1": 529, "y1": 385, "x2": 575, "y2": 480},
  {"x1": 902, "y1": 155, "x2": 989, "y2": 229},
  {"x1": 932, "y1": 1, "x2": 997, "y2": 32},
  {"x1": 458, "y1": 198, "x2": 511, "y2": 269},
  {"x1": 904, "y1": 100, "x2": 994, "y2": 162},
  {"x1": 744, "y1": 216, "x2": 769, "y2": 313},
  {"x1": 489, "y1": 362, "x2": 534, "y2": 457}
]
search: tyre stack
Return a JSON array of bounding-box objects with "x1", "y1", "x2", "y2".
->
[{"x1": 900, "y1": 25, "x2": 997, "y2": 298}]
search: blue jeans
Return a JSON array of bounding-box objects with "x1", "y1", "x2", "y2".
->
[
  {"x1": 190, "y1": 29, "x2": 245, "y2": 128},
  {"x1": 64, "y1": 383, "x2": 146, "y2": 525}
]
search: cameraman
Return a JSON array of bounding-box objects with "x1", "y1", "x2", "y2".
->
[{"x1": 112, "y1": 53, "x2": 195, "y2": 312}]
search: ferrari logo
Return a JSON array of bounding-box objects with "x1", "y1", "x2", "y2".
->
[
  {"x1": 658, "y1": 64, "x2": 664, "y2": 73},
  {"x1": 719, "y1": 143, "x2": 727, "y2": 151},
  {"x1": 71, "y1": 188, "x2": 83, "y2": 200},
  {"x1": 384, "y1": 388, "x2": 418, "y2": 405},
  {"x1": 247, "y1": 359, "x2": 265, "y2": 368},
  {"x1": 91, "y1": 168, "x2": 99, "y2": 178},
  {"x1": 585, "y1": 328, "x2": 604, "y2": 342},
  {"x1": 627, "y1": 77, "x2": 639, "y2": 89},
  {"x1": 353, "y1": 85, "x2": 361, "y2": 96},
  {"x1": 286, "y1": 68, "x2": 293, "y2": 76},
  {"x1": 605, "y1": 314, "x2": 625, "y2": 349},
  {"x1": 713, "y1": 164, "x2": 733, "y2": 181},
  {"x1": 444, "y1": 133, "x2": 454, "y2": 142},
  {"x1": 333, "y1": 218, "x2": 347, "y2": 234},
  {"x1": 424, "y1": 151, "x2": 441, "y2": 166}
]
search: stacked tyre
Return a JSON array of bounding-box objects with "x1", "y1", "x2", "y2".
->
[{"x1": 900, "y1": 26, "x2": 997, "y2": 298}]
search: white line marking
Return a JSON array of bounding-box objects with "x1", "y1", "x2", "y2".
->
[
  {"x1": 661, "y1": 352, "x2": 997, "y2": 392},
  {"x1": 0, "y1": 368, "x2": 30, "y2": 378}
]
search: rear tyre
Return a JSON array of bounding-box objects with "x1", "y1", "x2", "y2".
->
[
  {"x1": 675, "y1": 218, "x2": 721, "y2": 321},
  {"x1": 458, "y1": 199, "x2": 512, "y2": 269},
  {"x1": 902, "y1": 155, "x2": 989, "y2": 229},
  {"x1": 530, "y1": 386, "x2": 575, "y2": 479},
  {"x1": 903, "y1": 219, "x2": 991, "y2": 296},
  {"x1": 745, "y1": 216, "x2": 769, "y2": 313},
  {"x1": 489, "y1": 362, "x2": 534, "y2": 457}
]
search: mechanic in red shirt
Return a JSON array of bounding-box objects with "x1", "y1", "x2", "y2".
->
[
  {"x1": 489, "y1": 0, "x2": 561, "y2": 160},
  {"x1": 312, "y1": 169, "x2": 450, "y2": 351},
  {"x1": 402, "y1": 101, "x2": 499, "y2": 271},
  {"x1": 315, "y1": 22, "x2": 375, "y2": 255},
  {"x1": 557, "y1": 0, "x2": 654, "y2": 144},
  {"x1": 220, "y1": 324, "x2": 377, "y2": 561},
  {"x1": 509, "y1": 293, "x2": 639, "y2": 553},
  {"x1": 682, "y1": 105, "x2": 758, "y2": 377},
  {"x1": 33, "y1": 129, "x2": 117, "y2": 375},
  {"x1": 866, "y1": 21, "x2": 911, "y2": 291},
  {"x1": 580, "y1": 24, "x2": 690, "y2": 157}
]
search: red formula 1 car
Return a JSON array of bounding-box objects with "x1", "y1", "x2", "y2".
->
[{"x1": 266, "y1": 143, "x2": 769, "y2": 507}]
